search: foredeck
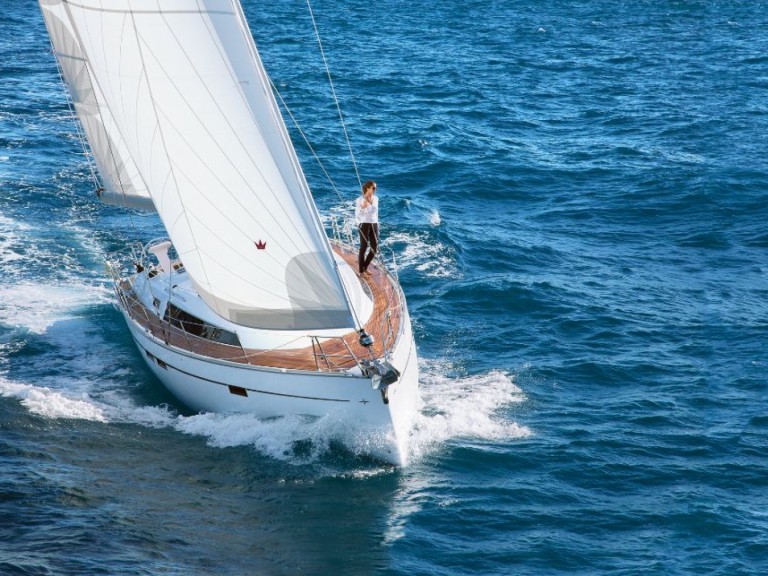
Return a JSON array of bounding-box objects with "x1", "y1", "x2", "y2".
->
[{"x1": 118, "y1": 244, "x2": 402, "y2": 372}]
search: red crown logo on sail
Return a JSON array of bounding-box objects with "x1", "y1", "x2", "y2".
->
[{"x1": 255, "y1": 239, "x2": 267, "y2": 250}]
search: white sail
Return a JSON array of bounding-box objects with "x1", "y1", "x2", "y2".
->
[
  {"x1": 40, "y1": 0, "x2": 154, "y2": 211},
  {"x1": 41, "y1": 0, "x2": 355, "y2": 330}
]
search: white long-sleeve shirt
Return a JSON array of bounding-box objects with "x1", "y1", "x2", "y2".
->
[{"x1": 355, "y1": 194, "x2": 379, "y2": 224}]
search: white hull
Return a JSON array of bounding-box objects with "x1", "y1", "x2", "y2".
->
[{"x1": 120, "y1": 304, "x2": 419, "y2": 466}]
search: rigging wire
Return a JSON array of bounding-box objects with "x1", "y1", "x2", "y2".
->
[
  {"x1": 296, "y1": 0, "x2": 374, "y2": 335},
  {"x1": 46, "y1": 23, "x2": 142, "y2": 246},
  {"x1": 269, "y1": 78, "x2": 346, "y2": 206},
  {"x1": 305, "y1": 0, "x2": 362, "y2": 193},
  {"x1": 49, "y1": 47, "x2": 105, "y2": 198},
  {"x1": 301, "y1": 1, "x2": 396, "y2": 309}
]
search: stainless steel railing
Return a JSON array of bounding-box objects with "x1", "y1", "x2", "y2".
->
[{"x1": 106, "y1": 235, "x2": 404, "y2": 373}]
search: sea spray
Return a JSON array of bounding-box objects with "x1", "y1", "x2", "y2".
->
[
  {"x1": 384, "y1": 231, "x2": 459, "y2": 279},
  {"x1": 0, "y1": 282, "x2": 108, "y2": 334},
  {"x1": 0, "y1": 376, "x2": 107, "y2": 422},
  {"x1": 407, "y1": 359, "x2": 531, "y2": 461}
]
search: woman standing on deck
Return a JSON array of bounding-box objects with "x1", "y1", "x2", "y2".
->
[{"x1": 355, "y1": 180, "x2": 379, "y2": 276}]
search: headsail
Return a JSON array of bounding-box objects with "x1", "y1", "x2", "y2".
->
[{"x1": 40, "y1": 0, "x2": 356, "y2": 330}]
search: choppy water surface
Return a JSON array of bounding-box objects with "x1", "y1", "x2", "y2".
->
[{"x1": 1, "y1": 1, "x2": 767, "y2": 574}]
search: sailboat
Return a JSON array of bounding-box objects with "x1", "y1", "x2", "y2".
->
[{"x1": 39, "y1": 0, "x2": 419, "y2": 465}]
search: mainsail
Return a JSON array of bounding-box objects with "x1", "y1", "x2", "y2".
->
[
  {"x1": 40, "y1": 0, "x2": 356, "y2": 330},
  {"x1": 40, "y1": 0, "x2": 153, "y2": 211}
]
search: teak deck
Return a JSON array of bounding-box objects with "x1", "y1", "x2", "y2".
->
[{"x1": 121, "y1": 245, "x2": 402, "y2": 372}]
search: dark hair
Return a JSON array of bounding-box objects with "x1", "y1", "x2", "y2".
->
[{"x1": 362, "y1": 180, "x2": 376, "y2": 194}]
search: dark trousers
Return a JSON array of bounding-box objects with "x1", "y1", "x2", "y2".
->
[{"x1": 358, "y1": 223, "x2": 379, "y2": 273}]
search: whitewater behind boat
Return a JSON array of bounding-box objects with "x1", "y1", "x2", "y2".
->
[{"x1": 40, "y1": 0, "x2": 420, "y2": 464}]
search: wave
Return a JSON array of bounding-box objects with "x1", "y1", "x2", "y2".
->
[
  {"x1": 408, "y1": 358, "x2": 531, "y2": 461},
  {"x1": 170, "y1": 358, "x2": 530, "y2": 465},
  {"x1": 0, "y1": 353, "x2": 529, "y2": 470},
  {"x1": 0, "y1": 281, "x2": 110, "y2": 335},
  {"x1": 384, "y1": 230, "x2": 459, "y2": 279},
  {"x1": 0, "y1": 376, "x2": 107, "y2": 422}
]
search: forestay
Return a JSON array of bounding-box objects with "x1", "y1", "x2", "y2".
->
[{"x1": 39, "y1": 0, "x2": 355, "y2": 331}]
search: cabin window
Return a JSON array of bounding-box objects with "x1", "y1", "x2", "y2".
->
[{"x1": 164, "y1": 303, "x2": 241, "y2": 346}]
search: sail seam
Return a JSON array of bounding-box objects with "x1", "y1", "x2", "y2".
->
[
  {"x1": 52, "y1": 2, "x2": 148, "y2": 218},
  {"x1": 127, "y1": 8, "x2": 220, "y2": 315},
  {"x1": 130, "y1": 7, "x2": 340, "y2": 311},
  {"x1": 134, "y1": 39, "x2": 309, "y2": 258},
  {"x1": 60, "y1": 1, "x2": 233, "y2": 16},
  {"x1": 229, "y1": 0, "x2": 343, "y2": 265},
  {"x1": 167, "y1": 1, "x2": 316, "y2": 257},
  {"x1": 231, "y1": 0, "x2": 358, "y2": 328},
  {"x1": 142, "y1": 5, "x2": 352, "y2": 321}
]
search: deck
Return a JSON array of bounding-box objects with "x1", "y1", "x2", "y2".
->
[{"x1": 118, "y1": 244, "x2": 402, "y2": 372}]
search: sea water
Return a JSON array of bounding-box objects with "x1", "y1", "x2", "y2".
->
[{"x1": 1, "y1": 1, "x2": 766, "y2": 574}]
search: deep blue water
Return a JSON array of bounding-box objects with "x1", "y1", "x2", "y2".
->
[{"x1": 2, "y1": 1, "x2": 767, "y2": 574}]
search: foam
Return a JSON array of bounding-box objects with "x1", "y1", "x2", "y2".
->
[
  {"x1": 106, "y1": 396, "x2": 177, "y2": 428},
  {"x1": 174, "y1": 411, "x2": 342, "y2": 462},
  {"x1": 0, "y1": 376, "x2": 107, "y2": 422},
  {"x1": 384, "y1": 231, "x2": 459, "y2": 279},
  {"x1": 0, "y1": 354, "x2": 529, "y2": 469},
  {"x1": 0, "y1": 215, "x2": 29, "y2": 268},
  {"x1": 0, "y1": 372, "x2": 182, "y2": 429},
  {"x1": 0, "y1": 213, "x2": 111, "y2": 333},
  {"x1": 62, "y1": 222, "x2": 112, "y2": 271},
  {"x1": 429, "y1": 210, "x2": 441, "y2": 227},
  {"x1": 407, "y1": 358, "x2": 531, "y2": 461},
  {"x1": 172, "y1": 410, "x2": 401, "y2": 464},
  {"x1": 0, "y1": 282, "x2": 109, "y2": 334}
]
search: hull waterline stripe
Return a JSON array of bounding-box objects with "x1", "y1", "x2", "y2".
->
[{"x1": 138, "y1": 342, "x2": 351, "y2": 403}]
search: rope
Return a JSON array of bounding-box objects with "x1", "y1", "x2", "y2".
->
[
  {"x1": 269, "y1": 77, "x2": 346, "y2": 206},
  {"x1": 49, "y1": 8, "x2": 141, "y2": 241},
  {"x1": 298, "y1": 8, "x2": 391, "y2": 279},
  {"x1": 305, "y1": 0, "x2": 362, "y2": 192},
  {"x1": 300, "y1": 0, "x2": 376, "y2": 335}
]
